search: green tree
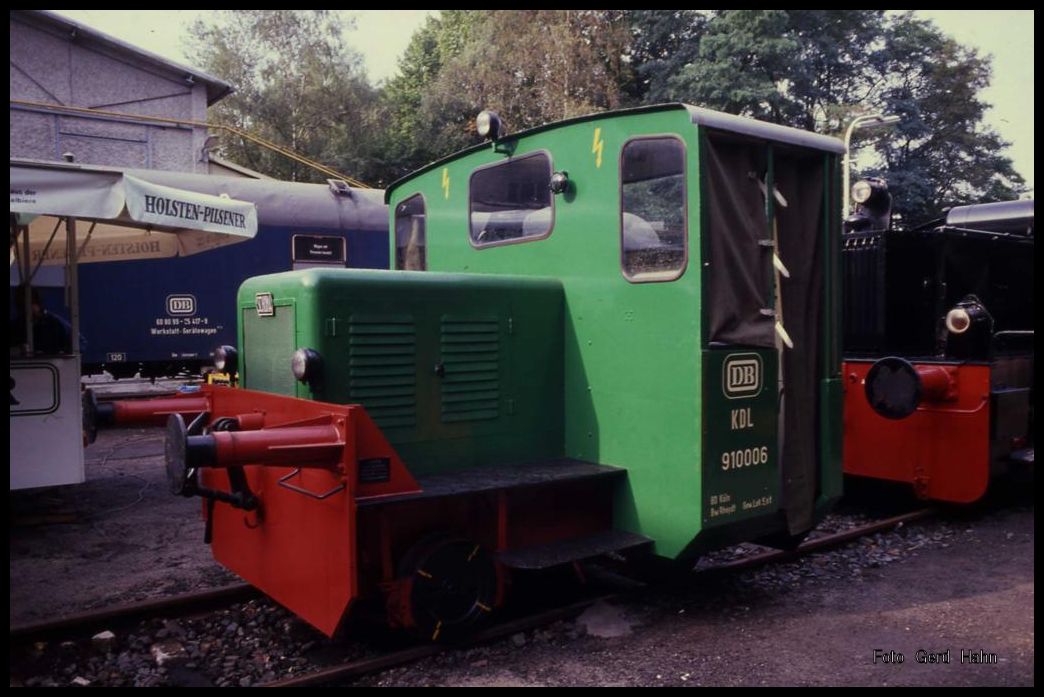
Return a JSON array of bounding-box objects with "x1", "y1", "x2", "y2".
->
[
  {"x1": 654, "y1": 10, "x2": 884, "y2": 131},
  {"x1": 625, "y1": 10, "x2": 708, "y2": 105},
  {"x1": 377, "y1": 11, "x2": 483, "y2": 181},
  {"x1": 631, "y1": 10, "x2": 1024, "y2": 220},
  {"x1": 185, "y1": 10, "x2": 381, "y2": 185},
  {"x1": 868, "y1": 13, "x2": 1024, "y2": 223},
  {"x1": 380, "y1": 10, "x2": 633, "y2": 179}
]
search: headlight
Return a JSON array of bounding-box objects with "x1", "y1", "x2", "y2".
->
[
  {"x1": 291, "y1": 348, "x2": 323, "y2": 383},
  {"x1": 476, "y1": 110, "x2": 503, "y2": 140},
  {"x1": 945, "y1": 308, "x2": 971, "y2": 334},
  {"x1": 851, "y1": 180, "x2": 873, "y2": 204},
  {"x1": 944, "y1": 298, "x2": 990, "y2": 336},
  {"x1": 214, "y1": 345, "x2": 238, "y2": 373}
]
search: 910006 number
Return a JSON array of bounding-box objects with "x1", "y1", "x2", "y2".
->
[{"x1": 721, "y1": 446, "x2": 769, "y2": 471}]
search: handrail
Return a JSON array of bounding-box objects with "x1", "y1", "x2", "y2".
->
[{"x1": 991, "y1": 329, "x2": 1034, "y2": 355}]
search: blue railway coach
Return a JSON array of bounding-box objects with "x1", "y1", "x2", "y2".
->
[{"x1": 16, "y1": 171, "x2": 389, "y2": 379}]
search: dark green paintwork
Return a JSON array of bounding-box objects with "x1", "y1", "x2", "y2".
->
[
  {"x1": 237, "y1": 269, "x2": 564, "y2": 475},
  {"x1": 388, "y1": 107, "x2": 705, "y2": 556},
  {"x1": 817, "y1": 154, "x2": 845, "y2": 512},
  {"x1": 231, "y1": 104, "x2": 842, "y2": 560},
  {"x1": 241, "y1": 304, "x2": 296, "y2": 398},
  {"x1": 701, "y1": 348, "x2": 779, "y2": 527},
  {"x1": 383, "y1": 104, "x2": 842, "y2": 558}
]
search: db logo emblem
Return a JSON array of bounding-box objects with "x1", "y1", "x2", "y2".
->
[
  {"x1": 166, "y1": 294, "x2": 196, "y2": 316},
  {"x1": 723, "y1": 353, "x2": 762, "y2": 399},
  {"x1": 255, "y1": 292, "x2": 275, "y2": 317}
]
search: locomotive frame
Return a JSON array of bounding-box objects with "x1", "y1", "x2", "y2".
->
[{"x1": 95, "y1": 103, "x2": 847, "y2": 638}]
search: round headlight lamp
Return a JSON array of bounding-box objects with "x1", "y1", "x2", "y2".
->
[
  {"x1": 851, "y1": 179, "x2": 873, "y2": 204},
  {"x1": 291, "y1": 348, "x2": 323, "y2": 383},
  {"x1": 214, "y1": 345, "x2": 238, "y2": 374},
  {"x1": 476, "y1": 110, "x2": 503, "y2": 141},
  {"x1": 945, "y1": 308, "x2": 971, "y2": 334}
]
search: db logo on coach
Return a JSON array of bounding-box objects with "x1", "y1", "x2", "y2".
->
[
  {"x1": 723, "y1": 353, "x2": 762, "y2": 399},
  {"x1": 166, "y1": 294, "x2": 197, "y2": 316}
]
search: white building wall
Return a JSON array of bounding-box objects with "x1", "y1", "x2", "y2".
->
[{"x1": 9, "y1": 12, "x2": 219, "y2": 173}]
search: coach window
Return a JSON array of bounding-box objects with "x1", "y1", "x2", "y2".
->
[
  {"x1": 469, "y1": 152, "x2": 553, "y2": 247},
  {"x1": 620, "y1": 137, "x2": 687, "y2": 281},
  {"x1": 395, "y1": 194, "x2": 426, "y2": 270}
]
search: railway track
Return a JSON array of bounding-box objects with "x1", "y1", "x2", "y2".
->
[
  {"x1": 9, "y1": 507, "x2": 937, "y2": 687},
  {"x1": 82, "y1": 375, "x2": 201, "y2": 402},
  {"x1": 9, "y1": 583, "x2": 258, "y2": 643},
  {"x1": 88, "y1": 386, "x2": 184, "y2": 402},
  {"x1": 257, "y1": 507, "x2": 937, "y2": 687},
  {"x1": 699, "y1": 507, "x2": 936, "y2": 574}
]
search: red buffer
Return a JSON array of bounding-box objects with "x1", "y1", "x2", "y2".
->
[
  {"x1": 843, "y1": 359, "x2": 991, "y2": 503},
  {"x1": 101, "y1": 386, "x2": 421, "y2": 636},
  {"x1": 87, "y1": 385, "x2": 634, "y2": 639}
]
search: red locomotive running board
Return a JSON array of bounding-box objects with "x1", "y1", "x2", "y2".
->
[{"x1": 843, "y1": 361, "x2": 991, "y2": 503}]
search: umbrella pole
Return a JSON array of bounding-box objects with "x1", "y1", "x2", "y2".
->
[
  {"x1": 65, "y1": 216, "x2": 79, "y2": 356},
  {"x1": 20, "y1": 220, "x2": 33, "y2": 355}
]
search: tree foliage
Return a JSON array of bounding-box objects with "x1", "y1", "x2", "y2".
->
[
  {"x1": 184, "y1": 10, "x2": 381, "y2": 184},
  {"x1": 632, "y1": 10, "x2": 1024, "y2": 219},
  {"x1": 377, "y1": 11, "x2": 483, "y2": 181},
  {"x1": 379, "y1": 10, "x2": 633, "y2": 182},
  {"x1": 625, "y1": 10, "x2": 708, "y2": 105},
  {"x1": 182, "y1": 10, "x2": 1024, "y2": 212},
  {"x1": 868, "y1": 13, "x2": 1024, "y2": 222}
]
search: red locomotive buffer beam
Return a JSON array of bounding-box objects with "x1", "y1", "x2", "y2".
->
[
  {"x1": 844, "y1": 357, "x2": 990, "y2": 503},
  {"x1": 99, "y1": 386, "x2": 421, "y2": 637}
]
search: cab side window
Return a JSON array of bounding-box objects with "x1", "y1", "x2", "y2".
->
[
  {"x1": 620, "y1": 137, "x2": 687, "y2": 281},
  {"x1": 395, "y1": 194, "x2": 426, "y2": 270},
  {"x1": 469, "y1": 152, "x2": 553, "y2": 247}
]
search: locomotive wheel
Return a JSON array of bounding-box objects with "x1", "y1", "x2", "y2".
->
[{"x1": 397, "y1": 535, "x2": 498, "y2": 641}]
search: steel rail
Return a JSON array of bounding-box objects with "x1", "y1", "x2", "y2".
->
[
  {"x1": 260, "y1": 593, "x2": 617, "y2": 688},
  {"x1": 10, "y1": 583, "x2": 257, "y2": 642},
  {"x1": 701, "y1": 508, "x2": 937, "y2": 574},
  {"x1": 260, "y1": 508, "x2": 938, "y2": 686}
]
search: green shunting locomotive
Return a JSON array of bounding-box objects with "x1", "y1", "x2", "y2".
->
[{"x1": 103, "y1": 103, "x2": 845, "y2": 637}]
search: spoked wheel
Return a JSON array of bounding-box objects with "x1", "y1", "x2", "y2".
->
[{"x1": 396, "y1": 535, "x2": 499, "y2": 641}]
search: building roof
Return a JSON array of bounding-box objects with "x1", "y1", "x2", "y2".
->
[{"x1": 13, "y1": 10, "x2": 233, "y2": 105}]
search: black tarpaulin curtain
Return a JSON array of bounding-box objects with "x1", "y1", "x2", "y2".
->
[
  {"x1": 703, "y1": 137, "x2": 775, "y2": 348},
  {"x1": 703, "y1": 132, "x2": 826, "y2": 536},
  {"x1": 774, "y1": 153, "x2": 825, "y2": 535}
]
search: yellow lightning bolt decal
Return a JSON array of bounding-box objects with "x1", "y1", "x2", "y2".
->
[
  {"x1": 441, "y1": 167, "x2": 450, "y2": 199},
  {"x1": 592, "y1": 127, "x2": 604, "y2": 168}
]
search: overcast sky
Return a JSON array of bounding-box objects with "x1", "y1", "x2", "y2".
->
[{"x1": 47, "y1": 10, "x2": 1034, "y2": 190}]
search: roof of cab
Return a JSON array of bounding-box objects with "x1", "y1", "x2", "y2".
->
[{"x1": 385, "y1": 103, "x2": 844, "y2": 203}]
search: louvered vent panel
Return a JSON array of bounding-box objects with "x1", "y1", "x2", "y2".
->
[
  {"x1": 441, "y1": 316, "x2": 500, "y2": 422},
  {"x1": 348, "y1": 315, "x2": 417, "y2": 428}
]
